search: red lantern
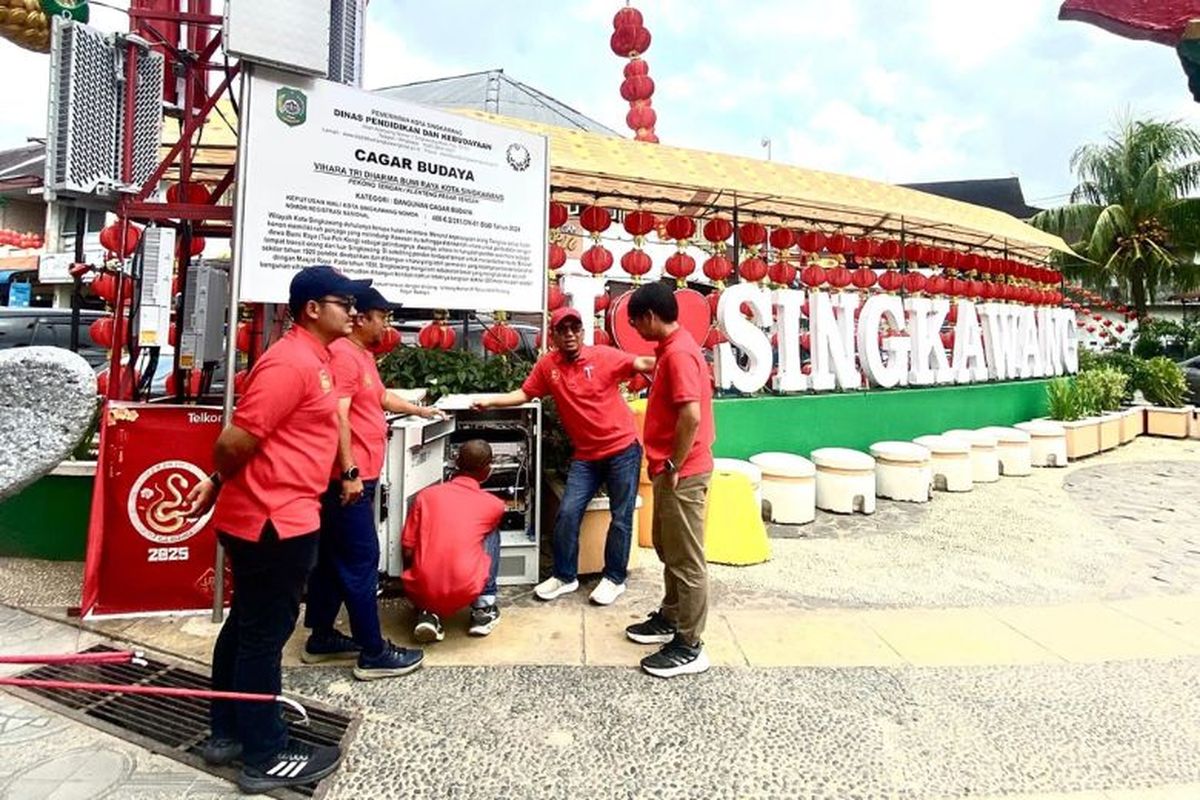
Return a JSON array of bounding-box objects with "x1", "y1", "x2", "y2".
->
[
  {"x1": 738, "y1": 222, "x2": 767, "y2": 249},
  {"x1": 798, "y1": 231, "x2": 827, "y2": 253},
  {"x1": 665, "y1": 216, "x2": 696, "y2": 241},
  {"x1": 595, "y1": 292, "x2": 611, "y2": 313},
  {"x1": 946, "y1": 278, "x2": 965, "y2": 297},
  {"x1": 625, "y1": 104, "x2": 657, "y2": 131},
  {"x1": 620, "y1": 249, "x2": 653, "y2": 278},
  {"x1": 99, "y1": 222, "x2": 141, "y2": 258},
  {"x1": 611, "y1": 24, "x2": 651, "y2": 57},
  {"x1": 166, "y1": 182, "x2": 211, "y2": 205},
  {"x1": 620, "y1": 75, "x2": 655, "y2": 102},
  {"x1": 372, "y1": 326, "x2": 400, "y2": 355},
  {"x1": 623, "y1": 210, "x2": 657, "y2": 237},
  {"x1": 826, "y1": 234, "x2": 850, "y2": 255},
  {"x1": 903, "y1": 272, "x2": 927, "y2": 293},
  {"x1": 903, "y1": 243, "x2": 928, "y2": 264},
  {"x1": 418, "y1": 321, "x2": 457, "y2": 350},
  {"x1": 947, "y1": 304, "x2": 959, "y2": 324},
  {"x1": 665, "y1": 252, "x2": 696, "y2": 284},
  {"x1": 767, "y1": 261, "x2": 796, "y2": 286},
  {"x1": 940, "y1": 330, "x2": 955, "y2": 350},
  {"x1": 800, "y1": 264, "x2": 827, "y2": 288},
  {"x1": 706, "y1": 291, "x2": 721, "y2": 317},
  {"x1": 235, "y1": 322, "x2": 252, "y2": 353},
  {"x1": 548, "y1": 243, "x2": 566, "y2": 270},
  {"x1": 90, "y1": 273, "x2": 121, "y2": 304},
  {"x1": 877, "y1": 270, "x2": 903, "y2": 292},
  {"x1": 702, "y1": 218, "x2": 734, "y2": 244},
  {"x1": 165, "y1": 368, "x2": 205, "y2": 397},
  {"x1": 89, "y1": 316, "x2": 114, "y2": 349},
  {"x1": 826, "y1": 265, "x2": 852, "y2": 289},
  {"x1": 878, "y1": 240, "x2": 901, "y2": 261},
  {"x1": 850, "y1": 267, "x2": 877, "y2": 290},
  {"x1": 483, "y1": 323, "x2": 520, "y2": 355},
  {"x1": 548, "y1": 282, "x2": 566, "y2": 310},
  {"x1": 176, "y1": 235, "x2": 205, "y2": 258},
  {"x1": 769, "y1": 228, "x2": 795, "y2": 251},
  {"x1": 738, "y1": 257, "x2": 768, "y2": 283},
  {"x1": 581, "y1": 245, "x2": 614, "y2": 275},
  {"x1": 703, "y1": 327, "x2": 726, "y2": 349},
  {"x1": 800, "y1": 332, "x2": 811, "y2": 352},
  {"x1": 926, "y1": 275, "x2": 948, "y2": 295},
  {"x1": 852, "y1": 238, "x2": 879, "y2": 261},
  {"x1": 702, "y1": 255, "x2": 733, "y2": 284},
  {"x1": 579, "y1": 206, "x2": 612, "y2": 236},
  {"x1": 233, "y1": 369, "x2": 251, "y2": 397},
  {"x1": 548, "y1": 201, "x2": 568, "y2": 229},
  {"x1": 624, "y1": 58, "x2": 649, "y2": 77}
]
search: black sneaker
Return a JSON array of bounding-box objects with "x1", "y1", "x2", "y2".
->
[
  {"x1": 413, "y1": 610, "x2": 444, "y2": 643},
  {"x1": 238, "y1": 739, "x2": 342, "y2": 793},
  {"x1": 200, "y1": 735, "x2": 241, "y2": 766},
  {"x1": 352, "y1": 640, "x2": 424, "y2": 681},
  {"x1": 625, "y1": 610, "x2": 677, "y2": 644},
  {"x1": 640, "y1": 635, "x2": 710, "y2": 678},
  {"x1": 468, "y1": 605, "x2": 501, "y2": 636},
  {"x1": 301, "y1": 629, "x2": 361, "y2": 664}
]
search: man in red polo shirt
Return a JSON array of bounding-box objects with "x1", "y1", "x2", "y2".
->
[
  {"x1": 623, "y1": 281, "x2": 715, "y2": 679},
  {"x1": 401, "y1": 439, "x2": 506, "y2": 641},
  {"x1": 475, "y1": 307, "x2": 654, "y2": 606},
  {"x1": 185, "y1": 266, "x2": 400, "y2": 793},
  {"x1": 303, "y1": 286, "x2": 436, "y2": 677}
]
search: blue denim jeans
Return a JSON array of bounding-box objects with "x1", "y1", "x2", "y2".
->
[
  {"x1": 304, "y1": 480, "x2": 385, "y2": 655},
  {"x1": 475, "y1": 528, "x2": 501, "y2": 608},
  {"x1": 552, "y1": 440, "x2": 642, "y2": 584}
]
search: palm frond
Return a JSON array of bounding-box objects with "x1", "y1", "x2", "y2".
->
[
  {"x1": 1088, "y1": 205, "x2": 1132, "y2": 261},
  {"x1": 1160, "y1": 198, "x2": 1200, "y2": 249}
]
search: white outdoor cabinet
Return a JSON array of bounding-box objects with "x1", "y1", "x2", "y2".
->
[{"x1": 377, "y1": 395, "x2": 541, "y2": 586}]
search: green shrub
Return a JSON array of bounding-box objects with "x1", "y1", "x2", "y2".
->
[
  {"x1": 1072, "y1": 370, "x2": 1104, "y2": 417},
  {"x1": 1091, "y1": 367, "x2": 1128, "y2": 412},
  {"x1": 1046, "y1": 378, "x2": 1083, "y2": 421},
  {"x1": 377, "y1": 346, "x2": 533, "y2": 402},
  {"x1": 1137, "y1": 356, "x2": 1189, "y2": 408}
]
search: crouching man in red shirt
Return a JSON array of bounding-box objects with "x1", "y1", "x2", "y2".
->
[{"x1": 401, "y1": 439, "x2": 506, "y2": 641}]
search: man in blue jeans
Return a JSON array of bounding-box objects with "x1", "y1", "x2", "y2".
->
[
  {"x1": 303, "y1": 287, "x2": 440, "y2": 679},
  {"x1": 475, "y1": 307, "x2": 654, "y2": 605}
]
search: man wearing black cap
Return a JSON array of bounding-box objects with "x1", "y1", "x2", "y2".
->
[
  {"x1": 475, "y1": 306, "x2": 654, "y2": 606},
  {"x1": 186, "y1": 265, "x2": 366, "y2": 793},
  {"x1": 302, "y1": 286, "x2": 435, "y2": 678}
]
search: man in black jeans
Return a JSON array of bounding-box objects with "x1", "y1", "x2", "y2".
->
[{"x1": 187, "y1": 266, "x2": 372, "y2": 793}]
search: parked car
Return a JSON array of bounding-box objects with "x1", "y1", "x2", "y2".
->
[
  {"x1": 391, "y1": 317, "x2": 540, "y2": 360},
  {"x1": 97, "y1": 344, "x2": 228, "y2": 400},
  {"x1": 0, "y1": 307, "x2": 109, "y2": 369},
  {"x1": 1181, "y1": 355, "x2": 1200, "y2": 403}
]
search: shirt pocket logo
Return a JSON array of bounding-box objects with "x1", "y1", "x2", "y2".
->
[{"x1": 319, "y1": 369, "x2": 333, "y2": 393}]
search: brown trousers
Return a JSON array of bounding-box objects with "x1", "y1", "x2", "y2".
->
[{"x1": 650, "y1": 471, "x2": 712, "y2": 644}]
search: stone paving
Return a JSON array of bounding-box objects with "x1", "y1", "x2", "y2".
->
[{"x1": 0, "y1": 436, "x2": 1198, "y2": 798}]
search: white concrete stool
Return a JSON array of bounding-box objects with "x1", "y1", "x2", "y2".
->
[
  {"x1": 714, "y1": 457, "x2": 763, "y2": 511},
  {"x1": 1014, "y1": 420, "x2": 1069, "y2": 468},
  {"x1": 811, "y1": 447, "x2": 876, "y2": 515},
  {"x1": 749, "y1": 452, "x2": 816, "y2": 524},
  {"x1": 980, "y1": 426, "x2": 1033, "y2": 477},
  {"x1": 913, "y1": 435, "x2": 973, "y2": 492},
  {"x1": 868, "y1": 441, "x2": 932, "y2": 503},
  {"x1": 943, "y1": 429, "x2": 1000, "y2": 483}
]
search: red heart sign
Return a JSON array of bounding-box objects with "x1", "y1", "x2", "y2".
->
[{"x1": 608, "y1": 287, "x2": 712, "y2": 355}]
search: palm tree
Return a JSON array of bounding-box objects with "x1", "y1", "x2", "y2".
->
[{"x1": 1032, "y1": 118, "x2": 1200, "y2": 319}]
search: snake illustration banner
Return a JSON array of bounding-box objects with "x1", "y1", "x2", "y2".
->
[{"x1": 82, "y1": 403, "x2": 227, "y2": 617}]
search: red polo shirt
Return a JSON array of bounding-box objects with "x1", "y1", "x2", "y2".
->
[
  {"x1": 329, "y1": 337, "x2": 388, "y2": 481},
  {"x1": 644, "y1": 328, "x2": 715, "y2": 479},
  {"x1": 213, "y1": 326, "x2": 340, "y2": 541},
  {"x1": 401, "y1": 475, "x2": 505, "y2": 617},
  {"x1": 521, "y1": 345, "x2": 638, "y2": 461}
]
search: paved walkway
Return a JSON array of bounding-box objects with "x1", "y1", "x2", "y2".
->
[{"x1": 0, "y1": 435, "x2": 1198, "y2": 798}]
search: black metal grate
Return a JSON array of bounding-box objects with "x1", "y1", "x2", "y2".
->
[{"x1": 11, "y1": 645, "x2": 356, "y2": 799}]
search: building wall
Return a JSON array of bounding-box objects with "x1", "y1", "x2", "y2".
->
[{"x1": 0, "y1": 198, "x2": 45, "y2": 237}]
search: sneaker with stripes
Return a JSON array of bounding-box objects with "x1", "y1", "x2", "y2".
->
[
  {"x1": 237, "y1": 739, "x2": 342, "y2": 793},
  {"x1": 639, "y1": 634, "x2": 710, "y2": 678}
]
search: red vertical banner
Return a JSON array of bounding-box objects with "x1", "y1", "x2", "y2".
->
[{"x1": 82, "y1": 402, "x2": 231, "y2": 617}]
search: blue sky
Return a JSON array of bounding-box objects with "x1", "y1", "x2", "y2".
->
[{"x1": 2, "y1": 0, "x2": 1197, "y2": 209}]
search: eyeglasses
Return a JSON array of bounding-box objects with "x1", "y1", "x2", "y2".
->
[
  {"x1": 555, "y1": 323, "x2": 583, "y2": 336},
  {"x1": 318, "y1": 296, "x2": 355, "y2": 311}
]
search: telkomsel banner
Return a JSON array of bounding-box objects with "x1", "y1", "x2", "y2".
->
[{"x1": 82, "y1": 403, "x2": 231, "y2": 617}]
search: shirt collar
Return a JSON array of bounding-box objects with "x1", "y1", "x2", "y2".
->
[
  {"x1": 450, "y1": 474, "x2": 482, "y2": 490},
  {"x1": 289, "y1": 325, "x2": 332, "y2": 363},
  {"x1": 656, "y1": 327, "x2": 685, "y2": 355},
  {"x1": 552, "y1": 346, "x2": 591, "y2": 367}
]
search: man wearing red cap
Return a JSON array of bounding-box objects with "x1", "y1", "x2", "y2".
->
[{"x1": 476, "y1": 306, "x2": 654, "y2": 606}]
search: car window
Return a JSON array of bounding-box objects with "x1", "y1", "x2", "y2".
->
[{"x1": 0, "y1": 315, "x2": 37, "y2": 349}]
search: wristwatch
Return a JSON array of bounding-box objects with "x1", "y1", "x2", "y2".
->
[
  {"x1": 664, "y1": 458, "x2": 677, "y2": 473},
  {"x1": 341, "y1": 466, "x2": 360, "y2": 481}
]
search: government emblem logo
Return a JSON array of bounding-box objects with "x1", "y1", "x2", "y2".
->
[
  {"x1": 506, "y1": 143, "x2": 531, "y2": 171},
  {"x1": 276, "y1": 87, "x2": 307, "y2": 127}
]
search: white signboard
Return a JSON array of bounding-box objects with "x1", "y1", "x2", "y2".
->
[{"x1": 235, "y1": 67, "x2": 550, "y2": 312}]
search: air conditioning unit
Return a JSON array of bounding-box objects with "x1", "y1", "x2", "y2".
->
[
  {"x1": 45, "y1": 18, "x2": 164, "y2": 199},
  {"x1": 328, "y1": 0, "x2": 366, "y2": 87}
]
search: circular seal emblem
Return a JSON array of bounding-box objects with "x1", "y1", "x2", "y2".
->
[
  {"x1": 506, "y1": 143, "x2": 531, "y2": 172},
  {"x1": 127, "y1": 460, "x2": 212, "y2": 545}
]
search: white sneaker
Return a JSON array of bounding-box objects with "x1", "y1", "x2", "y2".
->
[
  {"x1": 588, "y1": 578, "x2": 626, "y2": 606},
  {"x1": 534, "y1": 576, "x2": 579, "y2": 601}
]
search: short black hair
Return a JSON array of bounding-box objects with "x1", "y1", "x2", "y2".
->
[
  {"x1": 288, "y1": 297, "x2": 309, "y2": 320},
  {"x1": 456, "y1": 439, "x2": 493, "y2": 477},
  {"x1": 628, "y1": 281, "x2": 678, "y2": 322}
]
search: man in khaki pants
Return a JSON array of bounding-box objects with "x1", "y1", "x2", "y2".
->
[{"x1": 623, "y1": 282, "x2": 716, "y2": 678}]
